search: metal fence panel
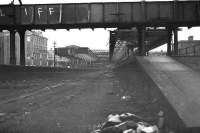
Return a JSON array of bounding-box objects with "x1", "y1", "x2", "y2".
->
[
  {"x1": 90, "y1": 4, "x2": 103, "y2": 23},
  {"x1": 182, "y1": 3, "x2": 197, "y2": 21},
  {"x1": 76, "y1": 4, "x2": 89, "y2": 23},
  {"x1": 132, "y1": 3, "x2": 143, "y2": 22},
  {"x1": 119, "y1": 3, "x2": 131, "y2": 23},
  {"x1": 146, "y1": 3, "x2": 159, "y2": 21},
  {"x1": 104, "y1": 3, "x2": 118, "y2": 23},
  {"x1": 62, "y1": 4, "x2": 76, "y2": 24},
  {"x1": 159, "y1": 3, "x2": 172, "y2": 20}
]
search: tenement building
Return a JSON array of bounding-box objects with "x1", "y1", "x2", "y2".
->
[{"x1": 0, "y1": 30, "x2": 48, "y2": 66}]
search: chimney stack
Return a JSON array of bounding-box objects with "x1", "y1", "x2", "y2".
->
[{"x1": 188, "y1": 36, "x2": 193, "y2": 41}]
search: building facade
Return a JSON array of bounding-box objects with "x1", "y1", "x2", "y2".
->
[
  {"x1": 0, "y1": 30, "x2": 48, "y2": 66},
  {"x1": 178, "y1": 36, "x2": 200, "y2": 56},
  {"x1": 92, "y1": 49, "x2": 109, "y2": 62},
  {"x1": 178, "y1": 36, "x2": 200, "y2": 49},
  {"x1": 55, "y1": 45, "x2": 98, "y2": 68},
  {"x1": 25, "y1": 31, "x2": 48, "y2": 66}
]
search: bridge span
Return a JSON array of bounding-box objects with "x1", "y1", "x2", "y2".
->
[
  {"x1": 0, "y1": 1, "x2": 200, "y2": 29},
  {"x1": 0, "y1": 1, "x2": 199, "y2": 66}
]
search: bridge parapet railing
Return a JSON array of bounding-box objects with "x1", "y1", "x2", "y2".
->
[{"x1": 178, "y1": 45, "x2": 200, "y2": 56}]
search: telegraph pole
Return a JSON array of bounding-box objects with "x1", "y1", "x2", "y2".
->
[{"x1": 53, "y1": 41, "x2": 56, "y2": 67}]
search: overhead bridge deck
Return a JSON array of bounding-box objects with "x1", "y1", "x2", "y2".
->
[
  {"x1": 113, "y1": 29, "x2": 169, "y2": 51},
  {"x1": 0, "y1": 1, "x2": 200, "y2": 29}
]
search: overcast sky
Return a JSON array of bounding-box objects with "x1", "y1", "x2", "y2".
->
[{"x1": 1, "y1": 0, "x2": 200, "y2": 51}]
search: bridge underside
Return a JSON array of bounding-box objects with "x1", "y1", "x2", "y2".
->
[{"x1": 109, "y1": 28, "x2": 178, "y2": 59}]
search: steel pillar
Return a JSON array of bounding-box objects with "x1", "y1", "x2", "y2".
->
[
  {"x1": 19, "y1": 30, "x2": 26, "y2": 66},
  {"x1": 109, "y1": 43, "x2": 115, "y2": 61},
  {"x1": 173, "y1": 28, "x2": 178, "y2": 55},
  {"x1": 137, "y1": 27, "x2": 145, "y2": 56},
  {"x1": 167, "y1": 28, "x2": 172, "y2": 56},
  {"x1": 10, "y1": 30, "x2": 16, "y2": 65},
  {"x1": 109, "y1": 31, "x2": 116, "y2": 61}
]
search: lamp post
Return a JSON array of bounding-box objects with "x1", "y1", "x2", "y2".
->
[{"x1": 53, "y1": 41, "x2": 56, "y2": 67}]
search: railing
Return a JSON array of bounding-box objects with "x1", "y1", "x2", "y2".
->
[{"x1": 178, "y1": 45, "x2": 200, "y2": 56}]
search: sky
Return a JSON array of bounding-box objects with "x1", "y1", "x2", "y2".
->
[{"x1": 1, "y1": 0, "x2": 200, "y2": 51}]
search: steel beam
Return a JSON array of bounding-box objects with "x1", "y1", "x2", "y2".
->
[
  {"x1": 109, "y1": 31, "x2": 116, "y2": 61},
  {"x1": 18, "y1": 30, "x2": 26, "y2": 66},
  {"x1": 137, "y1": 27, "x2": 145, "y2": 56},
  {"x1": 167, "y1": 27, "x2": 172, "y2": 56},
  {"x1": 173, "y1": 28, "x2": 178, "y2": 56}
]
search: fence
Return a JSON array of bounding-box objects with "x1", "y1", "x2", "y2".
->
[{"x1": 178, "y1": 45, "x2": 200, "y2": 56}]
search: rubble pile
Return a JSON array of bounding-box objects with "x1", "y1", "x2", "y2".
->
[{"x1": 91, "y1": 113, "x2": 159, "y2": 133}]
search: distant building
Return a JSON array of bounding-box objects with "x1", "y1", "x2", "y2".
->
[
  {"x1": 25, "y1": 31, "x2": 48, "y2": 66},
  {"x1": 92, "y1": 49, "x2": 109, "y2": 62},
  {"x1": 178, "y1": 36, "x2": 200, "y2": 49},
  {"x1": 55, "y1": 55, "x2": 70, "y2": 67},
  {"x1": 56, "y1": 45, "x2": 97, "y2": 63},
  {"x1": 178, "y1": 36, "x2": 200, "y2": 56},
  {"x1": 47, "y1": 48, "x2": 71, "y2": 68},
  {"x1": 55, "y1": 45, "x2": 98, "y2": 68},
  {"x1": 0, "y1": 30, "x2": 48, "y2": 66}
]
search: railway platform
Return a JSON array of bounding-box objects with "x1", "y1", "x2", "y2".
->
[{"x1": 136, "y1": 56, "x2": 200, "y2": 131}]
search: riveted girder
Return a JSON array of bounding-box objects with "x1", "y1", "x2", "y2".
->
[{"x1": 0, "y1": 1, "x2": 200, "y2": 30}]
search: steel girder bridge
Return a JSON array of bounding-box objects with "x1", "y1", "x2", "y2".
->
[{"x1": 0, "y1": 1, "x2": 199, "y2": 65}]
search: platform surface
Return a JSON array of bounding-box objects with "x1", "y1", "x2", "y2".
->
[{"x1": 136, "y1": 56, "x2": 200, "y2": 128}]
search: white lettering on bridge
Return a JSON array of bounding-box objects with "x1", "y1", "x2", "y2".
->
[
  {"x1": 24, "y1": 8, "x2": 28, "y2": 16},
  {"x1": 49, "y1": 8, "x2": 54, "y2": 15},
  {"x1": 0, "y1": 9, "x2": 5, "y2": 17},
  {"x1": 37, "y1": 8, "x2": 43, "y2": 18}
]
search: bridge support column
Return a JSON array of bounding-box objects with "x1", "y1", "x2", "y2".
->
[
  {"x1": 173, "y1": 28, "x2": 178, "y2": 56},
  {"x1": 137, "y1": 27, "x2": 145, "y2": 56},
  {"x1": 109, "y1": 31, "x2": 116, "y2": 61},
  {"x1": 167, "y1": 28, "x2": 172, "y2": 56},
  {"x1": 109, "y1": 43, "x2": 115, "y2": 61},
  {"x1": 18, "y1": 30, "x2": 26, "y2": 66},
  {"x1": 10, "y1": 30, "x2": 16, "y2": 65}
]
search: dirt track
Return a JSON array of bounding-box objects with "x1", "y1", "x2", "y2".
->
[{"x1": 0, "y1": 61, "x2": 183, "y2": 133}]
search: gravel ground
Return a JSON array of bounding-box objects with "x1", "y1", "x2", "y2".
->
[{"x1": 0, "y1": 60, "x2": 184, "y2": 133}]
